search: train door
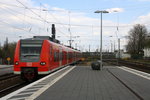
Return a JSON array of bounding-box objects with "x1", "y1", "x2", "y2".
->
[{"x1": 59, "y1": 47, "x2": 62, "y2": 67}]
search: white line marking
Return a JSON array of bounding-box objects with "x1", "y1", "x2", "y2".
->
[
  {"x1": 25, "y1": 66, "x2": 76, "y2": 100},
  {"x1": 14, "y1": 92, "x2": 34, "y2": 96},
  {"x1": 8, "y1": 97, "x2": 27, "y2": 100},
  {"x1": 35, "y1": 83, "x2": 47, "y2": 85},
  {"x1": 118, "y1": 66, "x2": 150, "y2": 80},
  {"x1": 24, "y1": 88, "x2": 40, "y2": 91},
  {"x1": 122, "y1": 66, "x2": 150, "y2": 76},
  {"x1": 30, "y1": 85, "x2": 44, "y2": 88},
  {"x1": 1, "y1": 66, "x2": 72, "y2": 100}
]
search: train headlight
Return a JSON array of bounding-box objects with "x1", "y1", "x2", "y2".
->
[
  {"x1": 15, "y1": 61, "x2": 19, "y2": 65},
  {"x1": 40, "y1": 62, "x2": 46, "y2": 66}
]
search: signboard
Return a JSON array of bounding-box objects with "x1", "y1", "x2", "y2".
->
[
  {"x1": 27, "y1": 62, "x2": 32, "y2": 66},
  {"x1": 7, "y1": 57, "x2": 11, "y2": 61}
]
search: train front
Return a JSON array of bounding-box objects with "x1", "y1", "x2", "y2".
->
[{"x1": 14, "y1": 38, "x2": 49, "y2": 81}]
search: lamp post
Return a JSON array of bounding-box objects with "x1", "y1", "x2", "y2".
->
[{"x1": 94, "y1": 10, "x2": 109, "y2": 70}]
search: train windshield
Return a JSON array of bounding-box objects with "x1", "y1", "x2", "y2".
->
[{"x1": 20, "y1": 40, "x2": 43, "y2": 62}]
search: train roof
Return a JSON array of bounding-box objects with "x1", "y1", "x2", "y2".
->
[
  {"x1": 21, "y1": 36, "x2": 81, "y2": 52},
  {"x1": 21, "y1": 36, "x2": 59, "y2": 43}
]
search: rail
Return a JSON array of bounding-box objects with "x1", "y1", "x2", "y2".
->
[
  {"x1": 0, "y1": 74, "x2": 26, "y2": 97},
  {"x1": 103, "y1": 59, "x2": 150, "y2": 73}
]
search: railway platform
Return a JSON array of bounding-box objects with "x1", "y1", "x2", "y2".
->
[
  {"x1": 0, "y1": 65, "x2": 13, "y2": 76},
  {"x1": 1, "y1": 65, "x2": 150, "y2": 100}
]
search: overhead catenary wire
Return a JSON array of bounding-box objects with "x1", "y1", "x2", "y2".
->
[
  {"x1": 32, "y1": 0, "x2": 72, "y2": 40},
  {"x1": 0, "y1": 1, "x2": 149, "y2": 52},
  {"x1": 0, "y1": 1, "x2": 150, "y2": 28},
  {"x1": 16, "y1": 0, "x2": 46, "y2": 22},
  {"x1": 0, "y1": 19, "x2": 38, "y2": 36},
  {"x1": 0, "y1": 1, "x2": 137, "y2": 28},
  {"x1": 16, "y1": 0, "x2": 70, "y2": 38},
  {"x1": 35, "y1": 0, "x2": 71, "y2": 37},
  {"x1": 15, "y1": 0, "x2": 138, "y2": 29},
  {"x1": 0, "y1": 3, "x2": 52, "y2": 34},
  {"x1": 0, "y1": 2, "x2": 147, "y2": 36},
  {"x1": 0, "y1": 6, "x2": 49, "y2": 37},
  {"x1": 0, "y1": 6, "x2": 31, "y2": 27},
  {"x1": 0, "y1": 1, "x2": 69, "y2": 38},
  {"x1": 0, "y1": 1, "x2": 24, "y2": 8}
]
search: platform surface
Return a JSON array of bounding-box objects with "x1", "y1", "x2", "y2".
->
[
  {"x1": 0, "y1": 65, "x2": 13, "y2": 76},
  {"x1": 2, "y1": 65, "x2": 150, "y2": 100},
  {"x1": 35, "y1": 66, "x2": 150, "y2": 100}
]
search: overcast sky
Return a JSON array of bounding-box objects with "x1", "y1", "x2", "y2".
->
[{"x1": 0, "y1": 0, "x2": 150, "y2": 52}]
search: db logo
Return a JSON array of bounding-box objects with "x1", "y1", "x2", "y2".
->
[{"x1": 27, "y1": 62, "x2": 32, "y2": 66}]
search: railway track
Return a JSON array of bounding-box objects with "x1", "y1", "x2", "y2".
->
[
  {"x1": 104, "y1": 59, "x2": 150, "y2": 73},
  {"x1": 0, "y1": 65, "x2": 72, "y2": 98},
  {"x1": 0, "y1": 74, "x2": 27, "y2": 97},
  {"x1": 0, "y1": 65, "x2": 74, "y2": 98},
  {"x1": 0, "y1": 74, "x2": 17, "y2": 80}
]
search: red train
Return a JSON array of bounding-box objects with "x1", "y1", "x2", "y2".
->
[{"x1": 14, "y1": 36, "x2": 81, "y2": 81}]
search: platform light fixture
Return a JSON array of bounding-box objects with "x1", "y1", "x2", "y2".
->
[{"x1": 94, "y1": 10, "x2": 109, "y2": 70}]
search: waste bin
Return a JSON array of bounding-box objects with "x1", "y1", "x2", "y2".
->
[{"x1": 91, "y1": 60, "x2": 102, "y2": 70}]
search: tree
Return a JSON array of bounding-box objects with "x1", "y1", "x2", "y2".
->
[
  {"x1": 3, "y1": 37, "x2": 8, "y2": 51},
  {"x1": 0, "y1": 48, "x2": 2, "y2": 64},
  {"x1": 8, "y1": 42, "x2": 17, "y2": 64},
  {"x1": 3, "y1": 37, "x2": 9, "y2": 63},
  {"x1": 144, "y1": 35, "x2": 150, "y2": 48},
  {"x1": 126, "y1": 24, "x2": 147, "y2": 59}
]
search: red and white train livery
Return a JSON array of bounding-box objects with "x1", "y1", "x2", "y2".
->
[{"x1": 14, "y1": 36, "x2": 81, "y2": 81}]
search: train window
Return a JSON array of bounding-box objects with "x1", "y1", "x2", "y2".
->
[
  {"x1": 69, "y1": 52, "x2": 71, "y2": 59},
  {"x1": 70, "y1": 53, "x2": 72, "y2": 59},
  {"x1": 54, "y1": 52, "x2": 59, "y2": 62},
  {"x1": 54, "y1": 52, "x2": 62, "y2": 62},
  {"x1": 67, "y1": 52, "x2": 68, "y2": 60},
  {"x1": 59, "y1": 52, "x2": 62, "y2": 61},
  {"x1": 62, "y1": 52, "x2": 64, "y2": 60},
  {"x1": 20, "y1": 45, "x2": 41, "y2": 62},
  {"x1": 57, "y1": 52, "x2": 59, "y2": 61},
  {"x1": 68, "y1": 53, "x2": 70, "y2": 59},
  {"x1": 54, "y1": 52, "x2": 56, "y2": 62},
  {"x1": 65, "y1": 52, "x2": 67, "y2": 59},
  {"x1": 59, "y1": 52, "x2": 61, "y2": 61},
  {"x1": 57, "y1": 53, "x2": 58, "y2": 61},
  {"x1": 71, "y1": 53, "x2": 72, "y2": 59},
  {"x1": 21, "y1": 47, "x2": 41, "y2": 54},
  {"x1": 20, "y1": 40, "x2": 43, "y2": 62}
]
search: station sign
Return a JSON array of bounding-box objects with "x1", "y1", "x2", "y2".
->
[{"x1": 7, "y1": 57, "x2": 11, "y2": 61}]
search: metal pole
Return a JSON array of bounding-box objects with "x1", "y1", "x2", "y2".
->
[
  {"x1": 100, "y1": 12, "x2": 103, "y2": 70},
  {"x1": 76, "y1": 43, "x2": 77, "y2": 49},
  {"x1": 118, "y1": 38, "x2": 120, "y2": 59},
  {"x1": 111, "y1": 42, "x2": 113, "y2": 52},
  {"x1": 94, "y1": 10, "x2": 109, "y2": 70},
  {"x1": 68, "y1": 11, "x2": 71, "y2": 47},
  {"x1": 114, "y1": 40, "x2": 115, "y2": 52},
  {"x1": 89, "y1": 45, "x2": 90, "y2": 52}
]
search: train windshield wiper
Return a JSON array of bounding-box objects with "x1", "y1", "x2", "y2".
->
[{"x1": 22, "y1": 54, "x2": 39, "y2": 57}]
